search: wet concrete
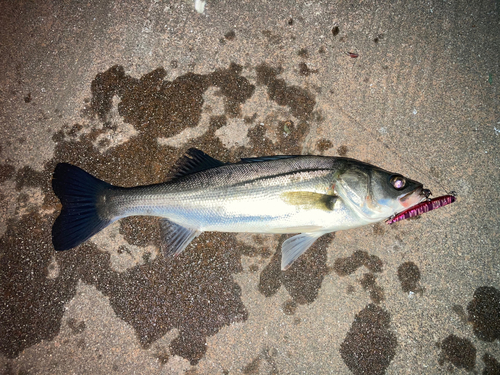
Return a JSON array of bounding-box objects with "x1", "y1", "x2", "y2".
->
[{"x1": 1, "y1": 0, "x2": 499, "y2": 374}]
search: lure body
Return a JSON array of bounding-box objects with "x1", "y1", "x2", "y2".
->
[{"x1": 386, "y1": 194, "x2": 456, "y2": 224}]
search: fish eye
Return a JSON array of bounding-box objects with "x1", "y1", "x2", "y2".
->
[{"x1": 390, "y1": 175, "x2": 406, "y2": 190}]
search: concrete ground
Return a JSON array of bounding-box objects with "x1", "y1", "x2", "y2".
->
[{"x1": 1, "y1": 0, "x2": 499, "y2": 374}]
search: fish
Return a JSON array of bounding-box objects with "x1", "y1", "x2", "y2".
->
[{"x1": 52, "y1": 148, "x2": 430, "y2": 270}]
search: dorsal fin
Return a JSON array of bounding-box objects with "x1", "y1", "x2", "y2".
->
[
  {"x1": 169, "y1": 148, "x2": 225, "y2": 179},
  {"x1": 238, "y1": 155, "x2": 298, "y2": 164}
]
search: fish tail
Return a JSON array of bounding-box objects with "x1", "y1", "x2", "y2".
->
[{"x1": 52, "y1": 163, "x2": 114, "y2": 251}]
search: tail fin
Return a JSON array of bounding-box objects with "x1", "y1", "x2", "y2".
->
[{"x1": 52, "y1": 163, "x2": 114, "y2": 251}]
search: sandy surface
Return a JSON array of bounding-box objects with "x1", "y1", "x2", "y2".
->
[{"x1": 1, "y1": 1, "x2": 499, "y2": 374}]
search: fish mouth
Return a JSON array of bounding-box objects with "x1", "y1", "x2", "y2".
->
[
  {"x1": 399, "y1": 186, "x2": 431, "y2": 209},
  {"x1": 388, "y1": 186, "x2": 431, "y2": 223}
]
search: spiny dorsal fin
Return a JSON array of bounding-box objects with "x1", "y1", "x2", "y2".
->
[{"x1": 169, "y1": 148, "x2": 225, "y2": 179}]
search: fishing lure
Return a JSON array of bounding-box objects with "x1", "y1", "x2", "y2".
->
[{"x1": 386, "y1": 194, "x2": 456, "y2": 224}]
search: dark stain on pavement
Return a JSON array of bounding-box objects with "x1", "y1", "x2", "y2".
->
[
  {"x1": 359, "y1": 273, "x2": 385, "y2": 304},
  {"x1": 224, "y1": 30, "x2": 236, "y2": 41},
  {"x1": 337, "y1": 145, "x2": 348, "y2": 157},
  {"x1": 333, "y1": 250, "x2": 383, "y2": 276},
  {"x1": 451, "y1": 304, "x2": 469, "y2": 325},
  {"x1": 467, "y1": 286, "x2": 500, "y2": 342},
  {"x1": 437, "y1": 334, "x2": 476, "y2": 371},
  {"x1": 333, "y1": 251, "x2": 384, "y2": 304},
  {"x1": 0, "y1": 211, "x2": 78, "y2": 359},
  {"x1": 282, "y1": 299, "x2": 298, "y2": 315},
  {"x1": 258, "y1": 234, "x2": 333, "y2": 306},
  {"x1": 261, "y1": 30, "x2": 282, "y2": 46},
  {"x1": 297, "y1": 48, "x2": 308, "y2": 58},
  {"x1": 255, "y1": 63, "x2": 316, "y2": 120},
  {"x1": 397, "y1": 261, "x2": 423, "y2": 294},
  {"x1": 0, "y1": 63, "x2": 318, "y2": 364},
  {"x1": 246, "y1": 118, "x2": 309, "y2": 157},
  {"x1": 315, "y1": 139, "x2": 332, "y2": 153},
  {"x1": 15, "y1": 166, "x2": 47, "y2": 191},
  {"x1": 298, "y1": 62, "x2": 318, "y2": 76},
  {"x1": 482, "y1": 353, "x2": 500, "y2": 374},
  {"x1": 77, "y1": 235, "x2": 248, "y2": 365},
  {"x1": 340, "y1": 304, "x2": 397, "y2": 375},
  {"x1": 90, "y1": 63, "x2": 254, "y2": 139},
  {"x1": 0, "y1": 209, "x2": 250, "y2": 365},
  {"x1": 67, "y1": 318, "x2": 86, "y2": 335},
  {"x1": 0, "y1": 164, "x2": 15, "y2": 183}
]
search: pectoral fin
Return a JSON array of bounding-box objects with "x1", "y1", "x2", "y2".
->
[
  {"x1": 281, "y1": 232, "x2": 325, "y2": 270},
  {"x1": 281, "y1": 192, "x2": 338, "y2": 211},
  {"x1": 159, "y1": 219, "x2": 201, "y2": 257}
]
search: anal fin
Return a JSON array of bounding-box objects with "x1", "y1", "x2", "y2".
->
[
  {"x1": 159, "y1": 219, "x2": 201, "y2": 257},
  {"x1": 281, "y1": 232, "x2": 325, "y2": 270}
]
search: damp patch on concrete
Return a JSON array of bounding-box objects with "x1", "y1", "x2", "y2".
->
[
  {"x1": 258, "y1": 233, "x2": 333, "y2": 306},
  {"x1": 332, "y1": 250, "x2": 385, "y2": 304},
  {"x1": 339, "y1": 304, "x2": 397, "y2": 375},
  {"x1": 0, "y1": 164, "x2": 15, "y2": 184},
  {"x1": 255, "y1": 63, "x2": 316, "y2": 120},
  {"x1": 359, "y1": 273, "x2": 385, "y2": 304},
  {"x1": 0, "y1": 212, "x2": 76, "y2": 359},
  {"x1": 482, "y1": 353, "x2": 500, "y2": 374},
  {"x1": 467, "y1": 286, "x2": 500, "y2": 343},
  {"x1": 316, "y1": 139, "x2": 332, "y2": 153},
  {"x1": 397, "y1": 261, "x2": 423, "y2": 295},
  {"x1": 333, "y1": 250, "x2": 383, "y2": 276},
  {"x1": 437, "y1": 334, "x2": 476, "y2": 371}
]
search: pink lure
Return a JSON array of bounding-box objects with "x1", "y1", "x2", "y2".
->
[{"x1": 386, "y1": 194, "x2": 456, "y2": 224}]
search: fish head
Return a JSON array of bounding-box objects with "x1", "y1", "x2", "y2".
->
[
  {"x1": 369, "y1": 168, "x2": 429, "y2": 215},
  {"x1": 336, "y1": 161, "x2": 428, "y2": 221}
]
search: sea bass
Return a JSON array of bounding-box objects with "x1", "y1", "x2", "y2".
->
[{"x1": 52, "y1": 148, "x2": 430, "y2": 270}]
